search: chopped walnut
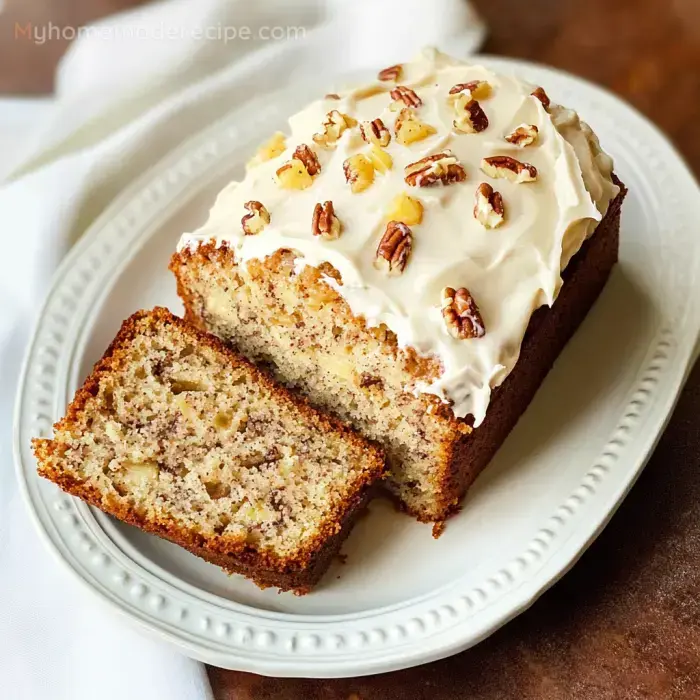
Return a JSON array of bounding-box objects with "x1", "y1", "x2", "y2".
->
[
  {"x1": 313, "y1": 110, "x2": 357, "y2": 149},
  {"x1": 375, "y1": 221, "x2": 413, "y2": 276},
  {"x1": 481, "y1": 155, "x2": 537, "y2": 183},
  {"x1": 505, "y1": 124, "x2": 539, "y2": 147},
  {"x1": 343, "y1": 154, "x2": 375, "y2": 193},
  {"x1": 293, "y1": 144, "x2": 321, "y2": 176},
  {"x1": 276, "y1": 159, "x2": 314, "y2": 190},
  {"x1": 312, "y1": 201, "x2": 341, "y2": 240},
  {"x1": 378, "y1": 64, "x2": 403, "y2": 82},
  {"x1": 441, "y1": 286, "x2": 485, "y2": 339},
  {"x1": 449, "y1": 80, "x2": 492, "y2": 101},
  {"x1": 391, "y1": 85, "x2": 422, "y2": 108},
  {"x1": 405, "y1": 150, "x2": 467, "y2": 187},
  {"x1": 473, "y1": 183, "x2": 504, "y2": 228},
  {"x1": 360, "y1": 118, "x2": 391, "y2": 147},
  {"x1": 394, "y1": 108, "x2": 436, "y2": 145},
  {"x1": 241, "y1": 201, "x2": 270, "y2": 235},
  {"x1": 385, "y1": 192, "x2": 423, "y2": 226},
  {"x1": 453, "y1": 98, "x2": 489, "y2": 134},
  {"x1": 367, "y1": 146, "x2": 393, "y2": 173},
  {"x1": 531, "y1": 87, "x2": 551, "y2": 109}
]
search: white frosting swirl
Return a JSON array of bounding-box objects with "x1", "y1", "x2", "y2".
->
[{"x1": 178, "y1": 49, "x2": 619, "y2": 426}]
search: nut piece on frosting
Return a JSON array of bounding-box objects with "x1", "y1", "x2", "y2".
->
[
  {"x1": 481, "y1": 155, "x2": 537, "y2": 183},
  {"x1": 449, "y1": 81, "x2": 492, "y2": 101},
  {"x1": 246, "y1": 132, "x2": 286, "y2": 169},
  {"x1": 441, "y1": 286, "x2": 486, "y2": 340},
  {"x1": 473, "y1": 183, "x2": 504, "y2": 229},
  {"x1": 368, "y1": 146, "x2": 393, "y2": 173},
  {"x1": 360, "y1": 118, "x2": 391, "y2": 147},
  {"x1": 385, "y1": 192, "x2": 423, "y2": 226},
  {"x1": 241, "y1": 201, "x2": 270, "y2": 235},
  {"x1": 531, "y1": 87, "x2": 551, "y2": 110},
  {"x1": 343, "y1": 154, "x2": 375, "y2": 193},
  {"x1": 378, "y1": 64, "x2": 403, "y2": 82},
  {"x1": 453, "y1": 98, "x2": 489, "y2": 134},
  {"x1": 394, "y1": 108, "x2": 437, "y2": 145},
  {"x1": 405, "y1": 150, "x2": 467, "y2": 187},
  {"x1": 312, "y1": 201, "x2": 342, "y2": 240},
  {"x1": 391, "y1": 86, "x2": 423, "y2": 109},
  {"x1": 276, "y1": 159, "x2": 314, "y2": 190},
  {"x1": 313, "y1": 110, "x2": 358, "y2": 149},
  {"x1": 375, "y1": 221, "x2": 413, "y2": 276},
  {"x1": 505, "y1": 124, "x2": 539, "y2": 147},
  {"x1": 293, "y1": 144, "x2": 321, "y2": 176}
]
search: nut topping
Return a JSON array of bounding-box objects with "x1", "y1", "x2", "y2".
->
[
  {"x1": 313, "y1": 110, "x2": 357, "y2": 149},
  {"x1": 473, "y1": 183, "x2": 505, "y2": 229},
  {"x1": 360, "y1": 118, "x2": 391, "y2": 147},
  {"x1": 375, "y1": 221, "x2": 413, "y2": 276},
  {"x1": 531, "y1": 87, "x2": 551, "y2": 109},
  {"x1": 293, "y1": 144, "x2": 321, "y2": 176},
  {"x1": 394, "y1": 108, "x2": 437, "y2": 145},
  {"x1": 405, "y1": 150, "x2": 467, "y2": 187},
  {"x1": 453, "y1": 99, "x2": 489, "y2": 134},
  {"x1": 449, "y1": 80, "x2": 491, "y2": 101},
  {"x1": 505, "y1": 124, "x2": 539, "y2": 147},
  {"x1": 325, "y1": 93, "x2": 340, "y2": 100},
  {"x1": 441, "y1": 287, "x2": 485, "y2": 339},
  {"x1": 343, "y1": 154, "x2": 375, "y2": 193},
  {"x1": 241, "y1": 201, "x2": 270, "y2": 235},
  {"x1": 481, "y1": 155, "x2": 537, "y2": 183},
  {"x1": 312, "y1": 201, "x2": 341, "y2": 240},
  {"x1": 378, "y1": 64, "x2": 403, "y2": 82},
  {"x1": 391, "y1": 85, "x2": 422, "y2": 108}
]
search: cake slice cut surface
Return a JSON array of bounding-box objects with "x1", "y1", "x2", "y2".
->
[{"x1": 32, "y1": 308, "x2": 385, "y2": 593}]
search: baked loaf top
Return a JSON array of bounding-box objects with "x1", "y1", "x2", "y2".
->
[{"x1": 178, "y1": 49, "x2": 619, "y2": 425}]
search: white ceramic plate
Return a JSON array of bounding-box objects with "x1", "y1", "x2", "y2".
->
[{"x1": 15, "y1": 58, "x2": 700, "y2": 678}]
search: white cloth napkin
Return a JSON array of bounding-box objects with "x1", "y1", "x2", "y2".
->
[{"x1": 0, "y1": 1, "x2": 485, "y2": 698}]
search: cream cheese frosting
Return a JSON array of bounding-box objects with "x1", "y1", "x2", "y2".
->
[{"x1": 178, "y1": 49, "x2": 619, "y2": 426}]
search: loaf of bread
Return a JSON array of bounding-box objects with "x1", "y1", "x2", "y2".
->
[
  {"x1": 33, "y1": 308, "x2": 385, "y2": 592},
  {"x1": 170, "y1": 50, "x2": 625, "y2": 525}
]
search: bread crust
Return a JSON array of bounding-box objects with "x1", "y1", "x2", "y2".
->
[{"x1": 33, "y1": 307, "x2": 385, "y2": 593}]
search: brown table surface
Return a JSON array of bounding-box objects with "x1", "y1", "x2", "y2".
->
[{"x1": 3, "y1": 0, "x2": 699, "y2": 697}]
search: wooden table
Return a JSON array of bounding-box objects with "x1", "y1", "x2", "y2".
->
[{"x1": 3, "y1": 1, "x2": 699, "y2": 697}]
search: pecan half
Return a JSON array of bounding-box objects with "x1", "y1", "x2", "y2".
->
[
  {"x1": 453, "y1": 99, "x2": 489, "y2": 134},
  {"x1": 325, "y1": 93, "x2": 340, "y2": 100},
  {"x1": 378, "y1": 64, "x2": 403, "y2": 82},
  {"x1": 293, "y1": 144, "x2": 321, "y2": 176},
  {"x1": 241, "y1": 201, "x2": 270, "y2": 235},
  {"x1": 505, "y1": 124, "x2": 539, "y2": 147},
  {"x1": 375, "y1": 221, "x2": 413, "y2": 276},
  {"x1": 313, "y1": 110, "x2": 357, "y2": 149},
  {"x1": 481, "y1": 156, "x2": 537, "y2": 183},
  {"x1": 405, "y1": 150, "x2": 467, "y2": 187},
  {"x1": 441, "y1": 287, "x2": 485, "y2": 339},
  {"x1": 360, "y1": 118, "x2": 391, "y2": 147},
  {"x1": 449, "y1": 80, "x2": 491, "y2": 101},
  {"x1": 391, "y1": 85, "x2": 422, "y2": 108},
  {"x1": 531, "y1": 87, "x2": 551, "y2": 109},
  {"x1": 473, "y1": 183, "x2": 505, "y2": 228},
  {"x1": 312, "y1": 201, "x2": 341, "y2": 240}
]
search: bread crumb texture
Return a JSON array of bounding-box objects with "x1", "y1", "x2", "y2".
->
[{"x1": 33, "y1": 308, "x2": 384, "y2": 582}]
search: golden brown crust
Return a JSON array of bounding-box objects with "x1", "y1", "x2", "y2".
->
[{"x1": 33, "y1": 308, "x2": 385, "y2": 593}]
